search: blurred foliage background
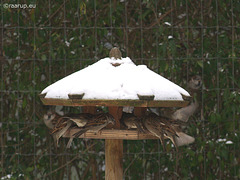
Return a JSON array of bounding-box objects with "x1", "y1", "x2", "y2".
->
[{"x1": 0, "y1": 0, "x2": 240, "y2": 179}]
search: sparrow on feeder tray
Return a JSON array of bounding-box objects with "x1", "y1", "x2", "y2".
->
[
  {"x1": 143, "y1": 113, "x2": 195, "y2": 151},
  {"x1": 160, "y1": 117, "x2": 195, "y2": 147},
  {"x1": 43, "y1": 111, "x2": 95, "y2": 147},
  {"x1": 52, "y1": 118, "x2": 73, "y2": 146},
  {"x1": 122, "y1": 113, "x2": 146, "y2": 133},
  {"x1": 73, "y1": 113, "x2": 116, "y2": 138},
  {"x1": 143, "y1": 113, "x2": 176, "y2": 150},
  {"x1": 65, "y1": 113, "x2": 96, "y2": 148},
  {"x1": 43, "y1": 110, "x2": 61, "y2": 129},
  {"x1": 67, "y1": 113, "x2": 94, "y2": 127}
]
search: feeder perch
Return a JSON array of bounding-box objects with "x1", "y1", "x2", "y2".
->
[{"x1": 39, "y1": 47, "x2": 191, "y2": 180}]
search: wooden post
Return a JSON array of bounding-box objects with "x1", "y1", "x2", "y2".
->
[
  {"x1": 82, "y1": 106, "x2": 97, "y2": 114},
  {"x1": 134, "y1": 107, "x2": 147, "y2": 117},
  {"x1": 105, "y1": 106, "x2": 123, "y2": 180}
]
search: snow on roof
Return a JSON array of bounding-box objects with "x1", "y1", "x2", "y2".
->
[{"x1": 41, "y1": 57, "x2": 190, "y2": 100}]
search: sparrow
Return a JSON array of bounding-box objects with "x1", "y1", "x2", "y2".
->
[
  {"x1": 64, "y1": 113, "x2": 94, "y2": 148},
  {"x1": 43, "y1": 110, "x2": 61, "y2": 129},
  {"x1": 143, "y1": 113, "x2": 194, "y2": 151},
  {"x1": 52, "y1": 118, "x2": 73, "y2": 146},
  {"x1": 122, "y1": 113, "x2": 146, "y2": 133},
  {"x1": 67, "y1": 113, "x2": 94, "y2": 127},
  {"x1": 73, "y1": 113, "x2": 115, "y2": 138},
  {"x1": 161, "y1": 117, "x2": 195, "y2": 147},
  {"x1": 173, "y1": 75, "x2": 202, "y2": 122},
  {"x1": 159, "y1": 75, "x2": 202, "y2": 122},
  {"x1": 143, "y1": 113, "x2": 169, "y2": 150},
  {"x1": 187, "y1": 75, "x2": 202, "y2": 90},
  {"x1": 67, "y1": 113, "x2": 95, "y2": 148},
  {"x1": 171, "y1": 101, "x2": 199, "y2": 122},
  {"x1": 109, "y1": 47, "x2": 122, "y2": 59},
  {"x1": 44, "y1": 111, "x2": 94, "y2": 147}
]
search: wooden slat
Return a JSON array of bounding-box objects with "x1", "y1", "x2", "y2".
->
[
  {"x1": 63, "y1": 129, "x2": 158, "y2": 140},
  {"x1": 40, "y1": 97, "x2": 189, "y2": 107}
]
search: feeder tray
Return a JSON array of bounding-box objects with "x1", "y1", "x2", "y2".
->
[
  {"x1": 63, "y1": 129, "x2": 158, "y2": 140},
  {"x1": 40, "y1": 95, "x2": 190, "y2": 140}
]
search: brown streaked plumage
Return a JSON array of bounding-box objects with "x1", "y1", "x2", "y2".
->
[
  {"x1": 122, "y1": 113, "x2": 146, "y2": 133},
  {"x1": 73, "y1": 113, "x2": 115, "y2": 138},
  {"x1": 44, "y1": 111, "x2": 95, "y2": 147},
  {"x1": 143, "y1": 113, "x2": 195, "y2": 151},
  {"x1": 143, "y1": 113, "x2": 168, "y2": 150},
  {"x1": 109, "y1": 47, "x2": 122, "y2": 59}
]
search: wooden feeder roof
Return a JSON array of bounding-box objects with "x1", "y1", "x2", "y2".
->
[
  {"x1": 39, "y1": 50, "x2": 191, "y2": 107},
  {"x1": 40, "y1": 96, "x2": 189, "y2": 107}
]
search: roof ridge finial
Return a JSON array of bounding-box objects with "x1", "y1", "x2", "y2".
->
[{"x1": 109, "y1": 47, "x2": 122, "y2": 60}]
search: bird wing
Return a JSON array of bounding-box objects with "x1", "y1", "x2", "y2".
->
[
  {"x1": 53, "y1": 120, "x2": 72, "y2": 146},
  {"x1": 172, "y1": 101, "x2": 199, "y2": 122},
  {"x1": 143, "y1": 118, "x2": 164, "y2": 138},
  {"x1": 143, "y1": 117, "x2": 166, "y2": 149},
  {"x1": 133, "y1": 119, "x2": 146, "y2": 133},
  {"x1": 174, "y1": 132, "x2": 195, "y2": 146},
  {"x1": 122, "y1": 114, "x2": 146, "y2": 133},
  {"x1": 69, "y1": 118, "x2": 88, "y2": 127},
  {"x1": 73, "y1": 122, "x2": 109, "y2": 138}
]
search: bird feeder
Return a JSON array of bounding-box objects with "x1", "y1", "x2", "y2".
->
[{"x1": 39, "y1": 47, "x2": 191, "y2": 180}]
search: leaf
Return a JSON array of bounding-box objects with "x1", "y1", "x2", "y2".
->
[
  {"x1": 164, "y1": 63, "x2": 169, "y2": 71},
  {"x1": 197, "y1": 60, "x2": 203, "y2": 68},
  {"x1": 41, "y1": 54, "x2": 47, "y2": 61},
  {"x1": 169, "y1": 40, "x2": 176, "y2": 56},
  {"x1": 198, "y1": 154, "x2": 204, "y2": 162},
  {"x1": 26, "y1": 167, "x2": 34, "y2": 172}
]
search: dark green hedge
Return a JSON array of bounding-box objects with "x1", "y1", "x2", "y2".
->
[{"x1": 1, "y1": 0, "x2": 239, "y2": 179}]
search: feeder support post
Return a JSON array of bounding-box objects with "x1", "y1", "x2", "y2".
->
[
  {"x1": 105, "y1": 47, "x2": 123, "y2": 180},
  {"x1": 106, "y1": 106, "x2": 123, "y2": 180}
]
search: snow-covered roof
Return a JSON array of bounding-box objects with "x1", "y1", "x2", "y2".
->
[{"x1": 41, "y1": 57, "x2": 190, "y2": 100}]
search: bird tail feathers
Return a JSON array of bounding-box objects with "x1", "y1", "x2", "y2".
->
[{"x1": 174, "y1": 132, "x2": 195, "y2": 146}]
